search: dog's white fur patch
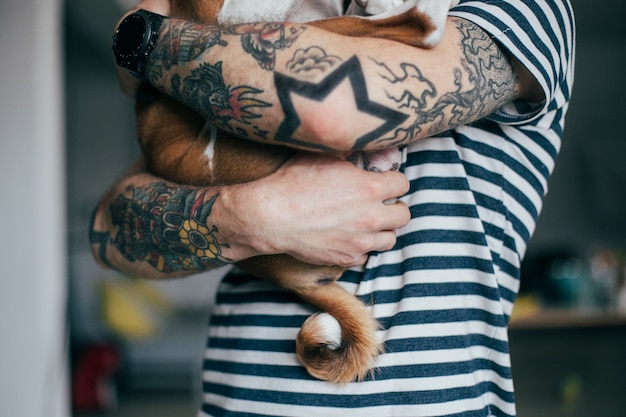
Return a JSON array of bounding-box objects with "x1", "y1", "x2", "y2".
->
[
  {"x1": 218, "y1": 0, "x2": 303, "y2": 23},
  {"x1": 314, "y1": 312, "x2": 343, "y2": 350},
  {"x1": 357, "y1": 0, "x2": 406, "y2": 16},
  {"x1": 218, "y1": 0, "x2": 343, "y2": 24},
  {"x1": 201, "y1": 121, "x2": 218, "y2": 178}
]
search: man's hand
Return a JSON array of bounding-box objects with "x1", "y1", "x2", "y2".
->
[
  {"x1": 217, "y1": 152, "x2": 411, "y2": 267},
  {"x1": 91, "y1": 153, "x2": 410, "y2": 279}
]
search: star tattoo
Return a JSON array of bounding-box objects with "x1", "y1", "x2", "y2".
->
[{"x1": 274, "y1": 56, "x2": 409, "y2": 151}]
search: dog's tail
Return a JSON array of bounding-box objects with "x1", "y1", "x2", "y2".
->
[{"x1": 295, "y1": 282, "x2": 382, "y2": 383}]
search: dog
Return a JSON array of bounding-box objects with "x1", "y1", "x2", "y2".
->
[{"x1": 135, "y1": 0, "x2": 458, "y2": 383}]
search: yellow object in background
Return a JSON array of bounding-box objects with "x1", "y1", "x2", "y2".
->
[
  {"x1": 510, "y1": 293, "x2": 542, "y2": 321},
  {"x1": 100, "y1": 278, "x2": 172, "y2": 339}
]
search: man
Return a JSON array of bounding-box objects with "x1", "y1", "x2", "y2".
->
[{"x1": 91, "y1": 0, "x2": 575, "y2": 415}]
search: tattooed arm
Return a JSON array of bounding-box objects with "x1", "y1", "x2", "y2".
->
[
  {"x1": 90, "y1": 169, "x2": 229, "y2": 278},
  {"x1": 90, "y1": 155, "x2": 410, "y2": 279},
  {"x1": 141, "y1": 16, "x2": 542, "y2": 152}
]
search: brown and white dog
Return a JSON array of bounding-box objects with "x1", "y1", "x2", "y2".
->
[{"x1": 135, "y1": 0, "x2": 458, "y2": 383}]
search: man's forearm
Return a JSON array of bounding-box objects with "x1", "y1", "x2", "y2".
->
[
  {"x1": 145, "y1": 16, "x2": 520, "y2": 152},
  {"x1": 90, "y1": 173, "x2": 234, "y2": 279},
  {"x1": 90, "y1": 154, "x2": 411, "y2": 279}
]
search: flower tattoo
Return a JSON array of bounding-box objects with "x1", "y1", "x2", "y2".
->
[
  {"x1": 179, "y1": 218, "x2": 222, "y2": 260},
  {"x1": 109, "y1": 183, "x2": 229, "y2": 273}
]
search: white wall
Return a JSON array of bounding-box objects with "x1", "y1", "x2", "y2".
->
[{"x1": 0, "y1": 0, "x2": 69, "y2": 415}]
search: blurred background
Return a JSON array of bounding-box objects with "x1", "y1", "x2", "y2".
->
[{"x1": 1, "y1": 0, "x2": 625, "y2": 415}]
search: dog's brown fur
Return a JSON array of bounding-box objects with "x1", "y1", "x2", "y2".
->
[{"x1": 136, "y1": 0, "x2": 439, "y2": 383}]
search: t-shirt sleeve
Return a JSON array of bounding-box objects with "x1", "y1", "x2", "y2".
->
[{"x1": 449, "y1": 0, "x2": 575, "y2": 125}]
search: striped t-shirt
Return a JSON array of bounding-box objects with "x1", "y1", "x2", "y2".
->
[{"x1": 199, "y1": 0, "x2": 575, "y2": 416}]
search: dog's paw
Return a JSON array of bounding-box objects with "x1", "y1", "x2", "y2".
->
[
  {"x1": 361, "y1": 0, "x2": 459, "y2": 48},
  {"x1": 414, "y1": 0, "x2": 460, "y2": 47}
]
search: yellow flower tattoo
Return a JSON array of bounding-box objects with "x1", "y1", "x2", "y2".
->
[{"x1": 179, "y1": 218, "x2": 221, "y2": 259}]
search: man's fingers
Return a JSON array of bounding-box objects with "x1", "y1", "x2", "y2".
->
[
  {"x1": 374, "y1": 230, "x2": 399, "y2": 253},
  {"x1": 378, "y1": 170, "x2": 410, "y2": 201},
  {"x1": 382, "y1": 200, "x2": 411, "y2": 231}
]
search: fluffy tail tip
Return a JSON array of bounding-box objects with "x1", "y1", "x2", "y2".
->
[
  {"x1": 296, "y1": 312, "x2": 381, "y2": 383},
  {"x1": 309, "y1": 312, "x2": 343, "y2": 349}
]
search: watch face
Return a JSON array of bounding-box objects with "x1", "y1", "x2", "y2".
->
[
  {"x1": 113, "y1": 10, "x2": 163, "y2": 78},
  {"x1": 116, "y1": 14, "x2": 147, "y2": 58}
]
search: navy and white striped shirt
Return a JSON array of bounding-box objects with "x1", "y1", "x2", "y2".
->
[{"x1": 199, "y1": 0, "x2": 575, "y2": 415}]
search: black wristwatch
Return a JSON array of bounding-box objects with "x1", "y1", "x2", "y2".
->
[{"x1": 112, "y1": 9, "x2": 165, "y2": 80}]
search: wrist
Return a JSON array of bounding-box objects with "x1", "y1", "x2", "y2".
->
[
  {"x1": 112, "y1": 9, "x2": 165, "y2": 81},
  {"x1": 213, "y1": 182, "x2": 280, "y2": 262}
]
